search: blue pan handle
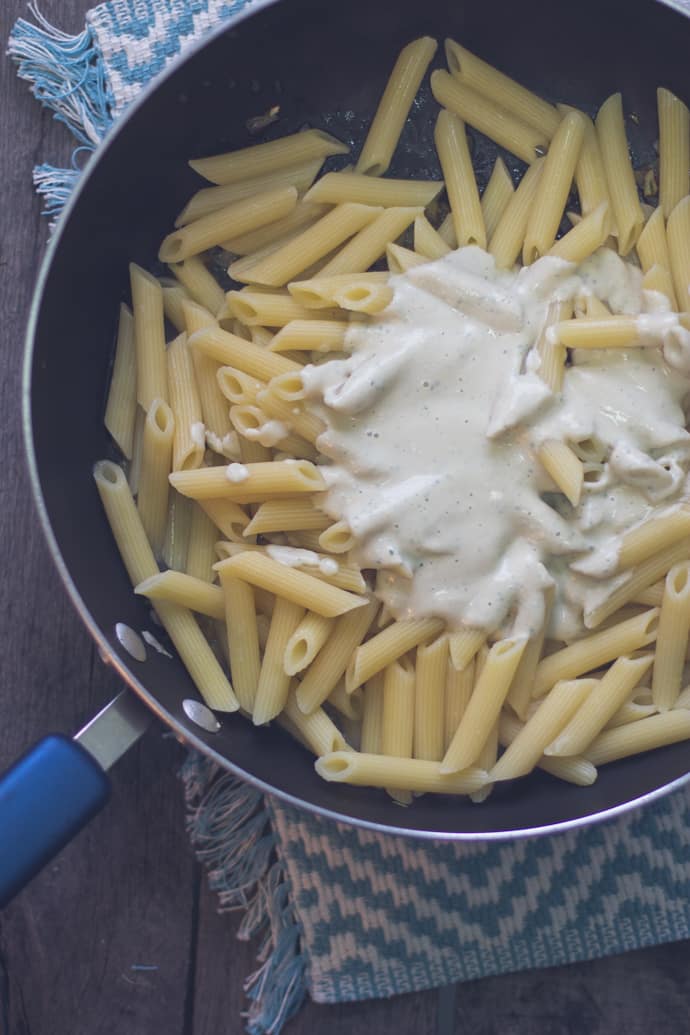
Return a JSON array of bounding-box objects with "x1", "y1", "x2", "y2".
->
[
  {"x1": 0, "y1": 692, "x2": 151, "y2": 908},
  {"x1": 0, "y1": 735, "x2": 110, "y2": 908}
]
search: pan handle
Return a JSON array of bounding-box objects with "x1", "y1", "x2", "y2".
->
[{"x1": 0, "y1": 691, "x2": 151, "y2": 908}]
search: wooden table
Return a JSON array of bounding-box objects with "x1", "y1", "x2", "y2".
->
[{"x1": 2, "y1": 2, "x2": 690, "y2": 1031}]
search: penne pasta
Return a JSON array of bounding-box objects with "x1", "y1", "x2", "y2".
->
[
  {"x1": 658, "y1": 87, "x2": 690, "y2": 219},
  {"x1": 130, "y1": 263, "x2": 168, "y2": 410},
  {"x1": 316, "y1": 751, "x2": 487, "y2": 796},
  {"x1": 169, "y1": 255, "x2": 226, "y2": 316},
  {"x1": 305, "y1": 172, "x2": 443, "y2": 208},
  {"x1": 217, "y1": 567, "x2": 261, "y2": 713},
  {"x1": 159, "y1": 187, "x2": 298, "y2": 263},
  {"x1": 189, "y1": 128, "x2": 348, "y2": 185},
  {"x1": 185, "y1": 504, "x2": 218, "y2": 582},
  {"x1": 584, "y1": 710, "x2": 690, "y2": 766},
  {"x1": 617, "y1": 506, "x2": 690, "y2": 571},
  {"x1": 347, "y1": 616, "x2": 445, "y2": 692},
  {"x1": 167, "y1": 333, "x2": 204, "y2": 471},
  {"x1": 268, "y1": 319, "x2": 349, "y2": 353},
  {"x1": 356, "y1": 37, "x2": 438, "y2": 176},
  {"x1": 652, "y1": 562, "x2": 690, "y2": 711},
  {"x1": 413, "y1": 214, "x2": 452, "y2": 260},
  {"x1": 318, "y1": 207, "x2": 422, "y2": 277},
  {"x1": 595, "y1": 93, "x2": 645, "y2": 255},
  {"x1": 435, "y1": 110, "x2": 485, "y2": 248},
  {"x1": 136, "y1": 399, "x2": 174, "y2": 556},
  {"x1": 444, "y1": 657, "x2": 474, "y2": 752},
  {"x1": 523, "y1": 111, "x2": 586, "y2": 264},
  {"x1": 386, "y1": 243, "x2": 427, "y2": 274},
  {"x1": 667, "y1": 195, "x2": 690, "y2": 311},
  {"x1": 295, "y1": 599, "x2": 379, "y2": 713},
  {"x1": 162, "y1": 283, "x2": 190, "y2": 333},
  {"x1": 448, "y1": 627, "x2": 486, "y2": 671},
  {"x1": 480, "y1": 157, "x2": 515, "y2": 241},
  {"x1": 636, "y1": 206, "x2": 673, "y2": 274},
  {"x1": 431, "y1": 70, "x2": 549, "y2": 164},
  {"x1": 135, "y1": 569, "x2": 225, "y2": 620},
  {"x1": 498, "y1": 713, "x2": 597, "y2": 786},
  {"x1": 284, "y1": 612, "x2": 334, "y2": 676},
  {"x1": 169, "y1": 459, "x2": 325, "y2": 501},
  {"x1": 360, "y1": 673, "x2": 385, "y2": 754},
  {"x1": 414, "y1": 635, "x2": 449, "y2": 762},
  {"x1": 177, "y1": 158, "x2": 323, "y2": 224},
  {"x1": 253, "y1": 597, "x2": 305, "y2": 724},
  {"x1": 537, "y1": 439, "x2": 584, "y2": 506},
  {"x1": 105, "y1": 304, "x2": 138, "y2": 460},
  {"x1": 547, "y1": 201, "x2": 610, "y2": 264},
  {"x1": 585, "y1": 541, "x2": 690, "y2": 628},
  {"x1": 488, "y1": 158, "x2": 544, "y2": 268},
  {"x1": 243, "y1": 497, "x2": 329, "y2": 536}
]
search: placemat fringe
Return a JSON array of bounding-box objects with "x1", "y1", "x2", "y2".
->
[
  {"x1": 182, "y1": 755, "x2": 307, "y2": 1034},
  {"x1": 7, "y1": 3, "x2": 112, "y2": 221}
]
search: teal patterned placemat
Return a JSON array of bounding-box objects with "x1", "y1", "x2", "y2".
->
[{"x1": 9, "y1": 3, "x2": 690, "y2": 1031}]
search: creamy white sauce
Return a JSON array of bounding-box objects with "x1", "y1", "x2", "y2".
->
[
  {"x1": 244, "y1": 419, "x2": 289, "y2": 447},
  {"x1": 302, "y1": 247, "x2": 690, "y2": 640},
  {"x1": 190, "y1": 421, "x2": 206, "y2": 449},
  {"x1": 226, "y1": 462, "x2": 249, "y2": 483},
  {"x1": 266, "y1": 544, "x2": 339, "y2": 575},
  {"x1": 206, "y1": 429, "x2": 242, "y2": 459}
]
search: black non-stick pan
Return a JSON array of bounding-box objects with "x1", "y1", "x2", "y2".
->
[{"x1": 2, "y1": 0, "x2": 690, "y2": 905}]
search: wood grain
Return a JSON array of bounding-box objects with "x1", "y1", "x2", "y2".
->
[{"x1": 2, "y1": 2, "x2": 690, "y2": 1033}]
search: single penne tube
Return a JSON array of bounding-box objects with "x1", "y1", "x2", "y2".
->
[
  {"x1": 444, "y1": 657, "x2": 474, "y2": 752},
  {"x1": 189, "y1": 128, "x2": 348, "y2": 185},
  {"x1": 137, "y1": 399, "x2": 174, "y2": 556},
  {"x1": 437, "y1": 211, "x2": 457, "y2": 248},
  {"x1": 564, "y1": 109, "x2": 611, "y2": 218},
  {"x1": 636, "y1": 206, "x2": 673, "y2": 274},
  {"x1": 239, "y1": 203, "x2": 383, "y2": 287},
  {"x1": 414, "y1": 635, "x2": 449, "y2": 762},
  {"x1": 537, "y1": 439, "x2": 584, "y2": 506},
  {"x1": 360, "y1": 673, "x2": 385, "y2": 754},
  {"x1": 162, "y1": 491, "x2": 193, "y2": 571},
  {"x1": 445, "y1": 39, "x2": 561, "y2": 137},
  {"x1": 652, "y1": 562, "x2": 690, "y2": 711},
  {"x1": 381, "y1": 656, "x2": 416, "y2": 759},
  {"x1": 105, "y1": 303, "x2": 137, "y2": 460},
  {"x1": 155, "y1": 599, "x2": 238, "y2": 711},
  {"x1": 170, "y1": 459, "x2": 324, "y2": 501},
  {"x1": 177, "y1": 158, "x2": 323, "y2": 224},
  {"x1": 585, "y1": 541, "x2": 690, "y2": 628},
  {"x1": 549, "y1": 312, "x2": 681, "y2": 349},
  {"x1": 199, "y1": 499, "x2": 251, "y2": 542},
  {"x1": 223, "y1": 290, "x2": 319, "y2": 328},
  {"x1": 595, "y1": 93, "x2": 645, "y2": 255},
  {"x1": 584, "y1": 710, "x2": 690, "y2": 766},
  {"x1": 532, "y1": 608, "x2": 659, "y2": 696},
  {"x1": 253, "y1": 597, "x2": 305, "y2": 725},
  {"x1": 490, "y1": 678, "x2": 596, "y2": 781},
  {"x1": 217, "y1": 567, "x2": 261, "y2": 712},
  {"x1": 386, "y1": 243, "x2": 427, "y2": 274},
  {"x1": 547, "y1": 201, "x2": 610, "y2": 264},
  {"x1": 166, "y1": 333, "x2": 204, "y2": 471},
  {"x1": 448, "y1": 627, "x2": 486, "y2": 671},
  {"x1": 305, "y1": 172, "x2": 443, "y2": 207},
  {"x1": 169, "y1": 255, "x2": 225, "y2": 316},
  {"x1": 190, "y1": 324, "x2": 299, "y2": 381},
  {"x1": 545, "y1": 653, "x2": 654, "y2": 756},
  {"x1": 488, "y1": 158, "x2": 544, "y2": 268},
  {"x1": 318, "y1": 207, "x2": 423, "y2": 277},
  {"x1": 435, "y1": 110, "x2": 485, "y2": 248},
  {"x1": 214, "y1": 552, "x2": 368, "y2": 618},
  {"x1": 631, "y1": 582, "x2": 665, "y2": 607},
  {"x1": 295, "y1": 599, "x2": 379, "y2": 713},
  {"x1": 658, "y1": 87, "x2": 690, "y2": 219},
  {"x1": 523, "y1": 111, "x2": 586, "y2": 263},
  {"x1": 135, "y1": 569, "x2": 225, "y2": 620},
  {"x1": 498, "y1": 713, "x2": 597, "y2": 786},
  {"x1": 244, "y1": 498, "x2": 329, "y2": 536},
  {"x1": 318, "y1": 521, "x2": 355, "y2": 555},
  {"x1": 283, "y1": 692, "x2": 351, "y2": 756},
  {"x1": 507, "y1": 587, "x2": 553, "y2": 719},
  {"x1": 316, "y1": 751, "x2": 487, "y2": 796},
  {"x1": 127, "y1": 408, "x2": 145, "y2": 496},
  {"x1": 534, "y1": 300, "x2": 571, "y2": 393},
  {"x1": 221, "y1": 200, "x2": 329, "y2": 256},
  {"x1": 667, "y1": 195, "x2": 690, "y2": 311},
  {"x1": 159, "y1": 187, "x2": 298, "y2": 263},
  {"x1": 356, "y1": 37, "x2": 437, "y2": 176},
  {"x1": 94, "y1": 461, "x2": 158, "y2": 585},
  {"x1": 283, "y1": 612, "x2": 334, "y2": 675},
  {"x1": 162, "y1": 283, "x2": 190, "y2": 333},
  {"x1": 346, "y1": 617, "x2": 445, "y2": 692},
  {"x1": 216, "y1": 366, "x2": 263, "y2": 405},
  {"x1": 268, "y1": 319, "x2": 349, "y2": 353},
  {"x1": 642, "y1": 264, "x2": 678, "y2": 309},
  {"x1": 617, "y1": 506, "x2": 690, "y2": 571},
  {"x1": 130, "y1": 263, "x2": 168, "y2": 410},
  {"x1": 431, "y1": 70, "x2": 548, "y2": 165},
  {"x1": 185, "y1": 504, "x2": 218, "y2": 582},
  {"x1": 480, "y1": 157, "x2": 515, "y2": 241},
  {"x1": 413, "y1": 214, "x2": 452, "y2": 260},
  {"x1": 182, "y1": 303, "x2": 234, "y2": 441},
  {"x1": 441, "y1": 637, "x2": 527, "y2": 773}
]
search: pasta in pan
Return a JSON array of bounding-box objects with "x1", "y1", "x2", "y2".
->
[{"x1": 96, "y1": 36, "x2": 690, "y2": 804}]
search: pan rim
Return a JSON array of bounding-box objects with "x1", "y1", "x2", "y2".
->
[{"x1": 21, "y1": 0, "x2": 690, "y2": 841}]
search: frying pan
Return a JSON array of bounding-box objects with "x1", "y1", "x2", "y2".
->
[{"x1": 3, "y1": 0, "x2": 690, "y2": 906}]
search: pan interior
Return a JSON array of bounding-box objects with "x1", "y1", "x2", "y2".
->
[{"x1": 27, "y1": 0, "x2": 690, "y2": 837}]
